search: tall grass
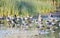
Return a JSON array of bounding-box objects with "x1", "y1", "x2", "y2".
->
[{"x1": 0, "y1": 0, "x2": 57, "y2": 17}]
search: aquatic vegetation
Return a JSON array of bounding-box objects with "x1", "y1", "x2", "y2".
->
[
  {"x1": 0, "y1": 0, "x2": 57, "y2": 17},
  {"x1": 0, "y1": 0, "x2": 60, "y2": 38}
]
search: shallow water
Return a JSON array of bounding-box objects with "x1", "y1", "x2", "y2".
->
[
  {"x1": 0, "y1": 17, "x2": 60, "y2": 38},
  {"x1": 0, "y1": 27, "x2": 60, "y2": 38}
]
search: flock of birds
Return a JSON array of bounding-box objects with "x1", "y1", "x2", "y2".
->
[{"x1": 0, "y1": 14, "x2": 60, "y2": 35}]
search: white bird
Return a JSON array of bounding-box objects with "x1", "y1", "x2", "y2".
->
[
  {"x1": 59, "y1": 22, "x2": 60, "y2": 26},
  {"x1": 52, "y1": 22, "x2": 55, "y2": 25},
  {"x1": 51, "y1": 30, "x2": 55, "y2": 33},
  {"x1": 55, "y1": 27, "x2": 58, "y2": 29},
  {"x1": 59, "y1": 32, "x2": 60, "y2": 36},
  {"x1": 30, "y1": 16, "x2": 32, "y2": 18},
  {"x1": 24, "y1": 17, "x2": 27, "y2": 20}
]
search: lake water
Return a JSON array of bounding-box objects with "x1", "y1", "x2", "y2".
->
[
  {"x1": 0, "y1": 17, "x2": 60, "y2": 38},
  {"x1": 0, "y1": 27, "x2": 60, "y2": 38}
]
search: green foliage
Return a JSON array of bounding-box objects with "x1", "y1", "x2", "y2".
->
[
  {"x1": 15, "y1": 1, "x2": 37, "y2": 16},
  {"x1": 0, "y1": 0, "x2": 56, "y2": 17}
]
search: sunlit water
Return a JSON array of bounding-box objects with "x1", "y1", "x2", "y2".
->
[
  {"x1": 0, "y1": 17, "x2": 60, "y2": 38},
  {"x1": 0, "y1": 27, "x2": 60, "y2": 38},
  {"x1": 0, "y1": 28, "x2": 39, "y2": 38}
]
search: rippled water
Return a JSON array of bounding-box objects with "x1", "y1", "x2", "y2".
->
[
  {"x1": 0, "y1": 17, "x2": 60, "y2": 38},
  {"x1": 0, "y1": 27, "x2": 60, "y2": 38}
]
